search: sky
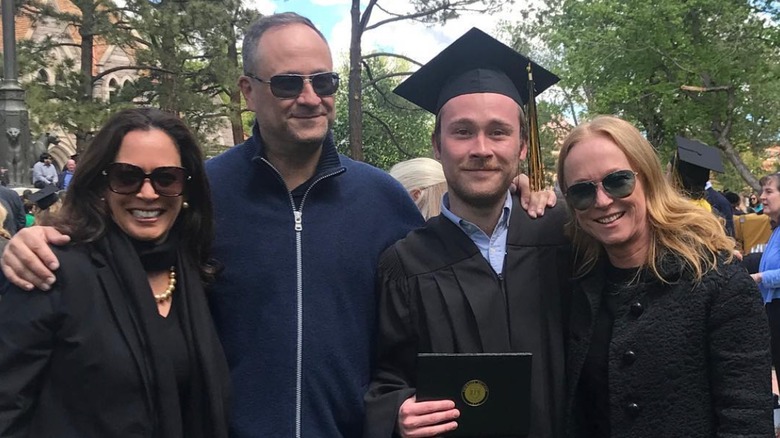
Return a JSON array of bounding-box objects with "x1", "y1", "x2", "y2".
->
[{"x1": 244, "y1": 0, "x2": 530, "y2": 69}]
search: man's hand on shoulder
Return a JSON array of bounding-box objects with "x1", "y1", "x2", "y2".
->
[
  {"x1": 510, "y1": 173, "x2": 557, "y2": 218},
  {"x1": 2, "y1": 226, "x2": 70, "y2": 291},
  {"x1": 396, "y1": 395, "x2": 459, "y2": 438}
]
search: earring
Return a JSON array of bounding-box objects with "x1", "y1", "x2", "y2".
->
[{"x1": 182, "y1": 201, "x2": 189, "y2": 209}]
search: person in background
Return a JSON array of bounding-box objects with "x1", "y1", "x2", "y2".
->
[
  {"x1": 31, "y1": 152, "x2": 58, "y2": 189},
  {"x1": 389, "y1": 157, "x2": 448, "y2": 220},
  {"x1": 724, "y1": 190, "x2": 747, "y2": 216},
  {"x1": 559, "y1": 115, "x2": 771, "y2": 437},
  {"x1": 27, "y1": 185, "x2": 63, "y2": 226},
  {"x1": 58, "y1": 159, "x2": 76, "y2": 190},
  {"x1": 670, "y1": 137, "x2": 734, "y2": 236},
  {"x1": 749, "y1": 193, "x2": 764, "y2": 214},
  {"x1": 0, "y1": 108, "x2": 230, "y2": 437},
  {"x1": 0, "y1": 204, "x2": 12, "y2": 254},
  {"x1": 0, "y1": 184, "x2": 25, "y2": 235},
  {"x1": 751, "y1": 173, "x2": 780, "y2": 391}
]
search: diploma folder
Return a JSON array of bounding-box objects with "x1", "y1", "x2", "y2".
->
[{"x1": 416, "y1": 352, "x2": 532, "y2": 437}]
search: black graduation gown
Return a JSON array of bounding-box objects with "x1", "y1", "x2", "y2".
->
[{"x1": 364, "y1": 196, "x2": 571, "y2": 438}]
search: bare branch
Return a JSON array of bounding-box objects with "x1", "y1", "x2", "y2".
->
[
  {"x1": 362, "y1": 52, "x2": 423, "y2": 67},
  {"x1": 366, "y1": 4, "x2": 451, "y2": 31},
  {"x1": 364, "y1": 110, "x2": 414, "y2": 158},
  {"x1": 359, "y1": 0, "x2": 380, "y2": 32},
  {"x1": 93, "y1": 66, "x2": 175, "y2": 83},
  {"x1": 362, "y1": 72, "x2": 414, "y2": 89},
  {"x1": 680, "y1": 84, "x2": 732, "y2": 93}
]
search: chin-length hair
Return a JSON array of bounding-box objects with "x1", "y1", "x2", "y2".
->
[
  {"x1": 53, "y1": 108, "x2": 216, "y2": 280},
  {"x1": 556, "y1": 115, "x2": 734, "y2": 282}
]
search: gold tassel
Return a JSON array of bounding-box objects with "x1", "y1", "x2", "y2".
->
[{"x1": 526, "y1": 63, "x2": 544, "y2": 192}]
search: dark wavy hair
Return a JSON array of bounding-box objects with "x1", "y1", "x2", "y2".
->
[{"x1": 53, "y1": 108, "x2": 215, "y2": 279}]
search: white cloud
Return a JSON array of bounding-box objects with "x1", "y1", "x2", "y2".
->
[
  {"x1": 310, "y1": 0, "x2": 351, "y2": 5},
  {"x1": 244, "y1": 0, "x2": 277, "y2": 15},
  {"x1": 244, "y1": 1, "x2": 542, "y2": 74},
  {"x1": 327, "y1": 2, "x2": 526, "y2": 71}
]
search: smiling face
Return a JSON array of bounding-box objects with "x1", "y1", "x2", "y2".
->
[
  {"x1": 239, "y1": 23, "x2": 335, "y2": 150},
  {"x1": 434, "y1": 92, "x2": 526, "y2": 212},
  {"x1": 563, "y1": 134, "x2": 651, "y2": 266},
  {"x1": 106, "y1": 129, "x2": 184, "y2": 242}
]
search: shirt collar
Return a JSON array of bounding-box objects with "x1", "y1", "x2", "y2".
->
[{"x1": 441, "y1": 191, "x2": 513, "y2": 236}]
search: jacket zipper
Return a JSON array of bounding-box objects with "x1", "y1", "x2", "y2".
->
[{"x1": 260, "y1": 158, "x2": 344, "y2": 438}]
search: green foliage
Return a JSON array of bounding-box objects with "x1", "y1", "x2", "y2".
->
[
  {"x1": 334, "y1": 56, "x2": 433, "y2": 170},
  {"x1": 507, "y1": 0, "x2": 780, "y2": 189},
  {"x1": 15, "y1": 0, "x2": 260, "y2": 152}
]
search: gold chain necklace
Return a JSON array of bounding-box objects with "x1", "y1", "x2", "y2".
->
[{"x1": 154, "y1": 266, "x2": 176, "y2": 303}]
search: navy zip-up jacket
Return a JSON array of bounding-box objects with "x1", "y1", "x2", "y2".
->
[{"x1": 205, "y1": 127, "x2": 423, "y2": 438}]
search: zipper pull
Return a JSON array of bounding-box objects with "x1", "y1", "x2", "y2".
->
[{"x1": 294, "y1": 210, "x2": 303, "y2": 231}]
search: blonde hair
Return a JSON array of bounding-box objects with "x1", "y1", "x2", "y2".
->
[
  {"x1": 556, "y1": 115, "x2": 734, "y2": 282},
  {"x1": 0, "y1": 203, "x2": 10, "y2": 239},
  {"x1": 33, "y1": 197, "x2": 63, "y2": 226},
  {"x1": 390, "y1": 157, "x2": 448, "y2": 220}
]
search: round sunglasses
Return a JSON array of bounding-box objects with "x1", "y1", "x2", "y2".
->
[
  {"x1": 245, "y1": 72, "x2": 340, "y2": 99},
  {"x1": 565, "y1": 170, "x2": 638, "y2": 210},
  {"x1": 102, "y1": 162, "x2": 190, "y2": 197}
]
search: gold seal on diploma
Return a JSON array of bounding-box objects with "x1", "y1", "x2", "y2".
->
[{"x1": 461, "y1": 380, "x2": 489, "y2": 406}]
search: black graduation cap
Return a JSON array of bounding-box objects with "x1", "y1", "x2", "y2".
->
[
  {"x1": 28, "y1": 185, "x2": 59, "y2": 210},
  {"x1": 393, "y1": 27, "x2": 559, "y2": 114},
  {"x1": 674, "y1": 136, "x2": 724, "y2": 188}
]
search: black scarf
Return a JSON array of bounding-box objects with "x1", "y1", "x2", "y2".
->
[{"x1": 96, "y1": 224, "x2": 230, "y2": 438}]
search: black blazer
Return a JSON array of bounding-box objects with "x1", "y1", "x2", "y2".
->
[
  {"x1": 0, "y1": 243, "x2": 230, "y2": 437},
  {"x1": 565, "y1": 255, "x2": 773, "y2": 437}
]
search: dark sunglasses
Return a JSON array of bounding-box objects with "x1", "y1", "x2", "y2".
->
[
  {"x1": 565, "y1": 170, "x2": 638, "y2": 210},
  {"x1": 246, "y1": 72, "x2": 340, "y2": 99},
  {"x1": 102, "y1": 163, "x2": 190, "y2": 197}
]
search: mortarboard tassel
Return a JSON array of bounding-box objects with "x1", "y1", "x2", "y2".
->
[{"x1": 526, "y1": 63, "x2": 544, "y2": 192}]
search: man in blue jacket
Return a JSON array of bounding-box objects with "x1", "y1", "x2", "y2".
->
[{"x1": 0, "y1": 13, "x2": 423, "y2": 438}]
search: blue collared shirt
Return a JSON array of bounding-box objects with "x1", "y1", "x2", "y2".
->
[
  {"x1": 441, "y1": 191, "x2": 512, "y2": 276},
  {"x1": 759, "y1": 226, "x2": 780, "y2": 303}
]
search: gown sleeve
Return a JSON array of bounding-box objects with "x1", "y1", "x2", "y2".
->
[
  {"x1": 0, "y1": 285, "x2": 60, "y2": 437},
  {"x1": 363, "y1": 247, "x2": 418, "y2": 438}
]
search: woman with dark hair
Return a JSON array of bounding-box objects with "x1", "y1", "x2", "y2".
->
[
  {"x1": 558, "y1": 115, "x2": 771, "y2": 437},
  {"x1": 0, "y1": 108, "x2": 230, "y2": 437},
  {"x1": 752, "y1": 173, "x2": 780, "y2": 389}
]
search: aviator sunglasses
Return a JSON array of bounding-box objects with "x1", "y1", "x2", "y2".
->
[
  {"x1": 102, "y1": 163, "x2": 190, "y2": 197},
  {"x1": 565, "y1": 170, "x2": 638, "y2": 210},
  {"x1": 245, "y1": 72, "x2": 340, "y2": 99}
]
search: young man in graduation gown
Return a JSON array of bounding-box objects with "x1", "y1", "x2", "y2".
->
[{"x1": 363, "y1": 28, "x2": 571, "y2": 438}]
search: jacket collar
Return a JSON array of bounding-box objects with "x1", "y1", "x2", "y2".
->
[{"x1": 249, "y1": 123, "x2": 344, "y2": 178}]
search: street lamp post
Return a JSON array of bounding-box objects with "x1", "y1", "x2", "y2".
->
[{"x1": 0, "y1": 0, "x2": 31, "y2": 187}]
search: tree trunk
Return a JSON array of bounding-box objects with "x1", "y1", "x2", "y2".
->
[
  {"x1": 77, "y1": 0, "x2": 95, "y2": 153},
  {"x1": 347, "y1": 0, "x2": 363, "y2": 161},
  {"x1": 226, "y1": 19, "x2": 244, "y2": 145}
]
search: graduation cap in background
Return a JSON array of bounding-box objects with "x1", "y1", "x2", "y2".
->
[
  {"x1": 393, "y1": 27, "x2": 559, "y2": 191},
  {"x1": 28, "y1": 185, "x2": 59, "y2": 210},
  {"x1": 674, "y1": 136, "x2": 724, "y2": 190}
]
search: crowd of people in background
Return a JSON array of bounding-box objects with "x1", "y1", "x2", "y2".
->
[{"x1": 0, "y1": 10, "x2": 778, "y2": 438}]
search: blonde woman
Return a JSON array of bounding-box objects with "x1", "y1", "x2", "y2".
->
[
  {"x1": 389, "y1": 157, "x2": 448, "y2": 220},
  {"x1": 557, "y1": 116, "x2": 771, "y2": 437}
]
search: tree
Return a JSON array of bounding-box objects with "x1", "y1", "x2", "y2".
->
[
  {"x1": 333, "y1": 55, "x2": 433, "y2": 169},
  {"x1": 17, "y1": 0, "x2": 142, "y2": 152},
  {"x1": 347, "y1": 0, "x2": 510, "y2": 161},
  {"x1": 514, "y1": 0, "x2": 780, "y2": 191},
  {"x1": 121, "y1": 0, "x2": 259, "y2": 148},
  {"x1": 17, "y1": 0, "x2": 260, "y2": 154}
]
